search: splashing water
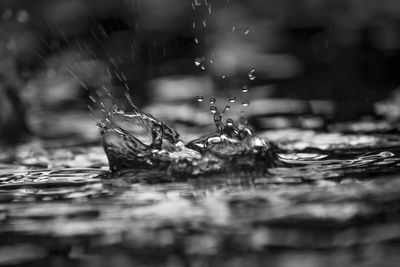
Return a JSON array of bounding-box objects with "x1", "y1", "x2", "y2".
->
[
  {"x1": 97, "y1": 100, "x2": 400, "y2": 185},
  {"x1": 98, "y1": 103, "x2": 285, "y2": 176}
]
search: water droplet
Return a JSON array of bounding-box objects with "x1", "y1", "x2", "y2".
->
[
  {"x1": 248, "y1": 69, "x2": 256, "y2": 80},
  {"x1": 197, "y1": 95, "x2": 204, "y2": 102},
  {"x1": 89, "y1": 95, "x2": 97, "y2": 103},
  {"x1": 232, "y1": 26, "x2": 236, "y2": 32},
  {"x1": 226, "y1": 118, "x2": 234, "y2": 126},
  {"x1": 87, "y1": 105, "x2": 94, "y2": 112},
  {"x1": 242, "y1": 100, "x2": 250, "y2": 107},
  {"x1": 222, "y1": 75, "x2": 226, "y2": 79},
  {"x1": 194, "y1": 57, "x2": 205, "y2": 66},
  {"x1": 244, "y1": 28, "x2": 250, "y2": 35},
  {"x1": 210, "y1": 106, "x2": 218, "y2": 114},
  {"x1": 242, "y1": 85, "x2": 249, "y2": 93},
  {"x1": 194, "y1": 0, "x2": 202, "y2": 6},
  {"x1": 229, "y1": 96, "x2": 236, "y2": 103},
  {"x1": 224, "y1": 105, "x2": 231, "y2": 111},
  {"x1": 194, "y1": 38, "x2": 199, "y2": 44},
  {"x1": 210, "y1": 97, "x2": 216, "y2": 104}
]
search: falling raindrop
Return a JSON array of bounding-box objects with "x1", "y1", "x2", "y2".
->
[
  {"x1": 89, "y1": 95, "x2": 97, "y2": 104},
  {"x1": 248, "y1": 69, "x2": 256, "y2": 80},
  {"x1": 244, "y1": 28, "x2": 250, "y2": 35}
]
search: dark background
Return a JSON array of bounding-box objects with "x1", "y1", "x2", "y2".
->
[{"x1": 2, "y1": 0, "x2": 400, "y2": 142}]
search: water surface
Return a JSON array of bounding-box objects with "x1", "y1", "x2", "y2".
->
[{"x1": 1, "y1": 113, "x2": 400, "y2": 267}]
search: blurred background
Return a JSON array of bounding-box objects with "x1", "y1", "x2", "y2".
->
[
  {"x1": 3, "y1": 3, "x2": 400, "y2": 266},
  {"x1": 2, "y1": 0, "x2": 400, "y2": 143}
]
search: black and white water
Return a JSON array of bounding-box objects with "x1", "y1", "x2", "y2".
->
[{"x1": 1, "y1": 105, "x2": 400, "y2": 266}]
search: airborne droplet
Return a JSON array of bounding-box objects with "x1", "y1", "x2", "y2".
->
[
  {"x1": 210, "y1": 97, "x2": 216, "y2": 104},
  {"x1": 248, "y1": 69, "x2": 256, "y2": 80},
  {"x1": 194, "y1": 57, "x2": 205, "y2": 66},
  {"x1": 226, "y1": 118, "x2": 234, "y2": 126},
  {"x1": 229, "y1": 96, "x2": 236, "y2": 103},
  {"x1": 197, "y1": 95, "x2": 204, "y2": 102}
]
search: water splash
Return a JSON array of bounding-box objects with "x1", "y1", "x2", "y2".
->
[{"x1": 98, "y1": 104, "x2": 284, "y2": 176}]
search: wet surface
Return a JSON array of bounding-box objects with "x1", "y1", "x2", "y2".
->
[
  {"x1": 3, "y1": 0, "x2": 400, "y2": 265},
  {"x1": 1, "y1": 113, "x2": 400, "y2": 266}
]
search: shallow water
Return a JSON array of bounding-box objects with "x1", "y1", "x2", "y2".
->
[{"x1": 1, "y1": 114, "x2": 400, "y2": 266}]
